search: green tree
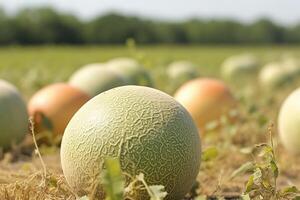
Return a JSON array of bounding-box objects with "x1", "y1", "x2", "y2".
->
[{"x1": 0, "y1": 8, "x2": 15, "y2": 44}]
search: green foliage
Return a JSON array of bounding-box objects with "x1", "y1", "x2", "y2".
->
[
  {"x1": 0, "y1": 7, "x2": 300, "y2": 44},
  {"x1": 2, "y1": 7, "x2": 83, "y2": 45},
  {"x1": 230, "y1": 162, "x2": 254, "y2": 180},
  {"x1": 202, "y1": 146, "x2": 219, "y2": 162},
  {"x1": 101, "y1": 158, "x2": 124, "y2": 200},
  {"x1": 98, "y1": 158, "x2": 168, "y2": 200},
  {"x1": 232, "y1": 125, "x2": 300, "y2": 200},
  {"x1": 125, "y1": 173, "x2": 168, "y2": 200},
  {"x1": 195, "y1": 195, "x2": 208, "y2": 200}
]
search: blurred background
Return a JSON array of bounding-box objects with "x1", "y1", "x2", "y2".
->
[
  {"x1": 0, "y1": 0, "x2": 300, "y2": 98},
  {"x1": 0, "y1": 0, "x2": 300, "y2": 45}
]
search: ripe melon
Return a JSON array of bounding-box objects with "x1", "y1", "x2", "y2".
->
[
  {"x1": 61, "y1": 86, "x2": 201, "y2": 200},
  {"x1": 28, "y1": 83, "x2": 90, "y2": 135},
  {"x1": 259, "y1": 62, "x2": 290, "y2": 90},
  {"x1": 0, "y1": 80, "x2": 28, "y2": 149},
  {"x1": 69, "y1": 63, "x2": 129, "y2": 97},
  {"x1": 166, "y1": 60, "x2": 199, "y2": 93},
  {"x1": 281, "y1": 58, "x2": 300, "y2": 78},
  {"x1": 106, "y1": 57, "x2": 153, "y2": 87},
  {"x1": 174, "y1": 78, "x2": 237, "y2": 131},
  {"x1": 278, "y1": 88, "x2": 300, "y2": 154},
  {"x1": 221, "y1": 54, "x2": 259, "y2": 81}
]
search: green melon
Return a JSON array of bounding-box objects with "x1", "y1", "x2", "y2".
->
[
  {"x1": 281, "y1": 57, "x2": 300, "y2": 77},
  {"x1": 166, "y1": 60, "x2": 199, "y2": 93},
  {"x1": 278, "y1": 88, "x2": 300, "y2": 154},
  {"x1": 221, "y1": 54, "x2": 259, "y2": 81},
  {"x1": 0, "y1": 80, "x2": 28, "y2": 149},
  {"x1": 259, "y1": 62, "x2": 290, "y2": 90},
  {"x1": 69, "y1": 63, "x2": 130, "y2": 97},
  {"x1": 106, "y1": 57, "x2": 153, "y2": 87},
  {"x1": 61, "y1": 86, "x2": 201, "y2": 200}
]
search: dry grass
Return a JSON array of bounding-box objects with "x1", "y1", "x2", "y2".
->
[{"x1": 1, "y1": 139, "x2": 300, "y2": 199}]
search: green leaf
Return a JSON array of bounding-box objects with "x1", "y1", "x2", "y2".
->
[
  {"x1": 257, "y1": 114, "x2": 268, "y2": 127},
  {"x1": 262, "y1": 146, "x2": 273, "y2": 155},
  {"x1": 101, "y1": 158, "x2": 124, "y2": 200},
  {"x1": 230, "y1": 162, "x2": 254, "y2": 180},
  {"x1": 281, "y1": 186, "x2": 300, "y2": 194},
  {"x1": 241, "y1": 194, "x2": 251, "y2": 200},
  {"x1": 248, "y1": 104, "x2": 258, "y2": 114},
  {"x1": 201, "y1": 146, "x2": 219, "y2": 162},
  {"x1": 270, "y1": 160, "x2": 279, "y2": 179},
  {"x1": 253, "y1": 168, "x2": 262, "y2": 186},
  {"x1": 245, "y1": 175, "x2": 255, "y2": 193}
]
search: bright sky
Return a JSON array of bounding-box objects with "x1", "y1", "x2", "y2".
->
[{"x1": 1, "y1": 0, "x2": 300, "y2": 24}]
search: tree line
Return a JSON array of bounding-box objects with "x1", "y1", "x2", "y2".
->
[{"x1": 0, "y1": 7, "x2": 300, "y2": 45}]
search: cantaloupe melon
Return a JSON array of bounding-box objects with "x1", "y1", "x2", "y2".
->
[
  {"x1": 259, "y1": 62, "x2": 290, "y2": 90},
  {"x1": 69, "y1": 64, "x2": 129, "y2": 97},
  {"x1": 278, "y1": 88, "x2": 300, "y2": 154},
  {"x1": 28, "y1": 83, "x2": 90, "y2": 135},
  {"x1": 174, "y1": 78, "x2": 237, "y2": 131},
  {"x1": 61, "y1": 86, "x2": 201, "y2": 200},
  {"x1": 221, "y1": 54, "x2": 259, "y2": 82},
  {"x1": 166, "y1": 60, "x2": 199, "y2": 93},
  {"x1": 0, "y1": 80, "x2": 28, "y2": 149},
  {"x1": 107, "y1": 57, "x2": 153, "y2": 87},
  {"x1": 281, "y1": 58, "x2": 300, "y2": 78}
]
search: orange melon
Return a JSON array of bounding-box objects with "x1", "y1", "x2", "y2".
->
[
  {"x1": 28, "y1": 83, "x2": 90, "y2": 135},
  {"x1": 174, "y1": 78, "x2": 237, "y2": 131}
]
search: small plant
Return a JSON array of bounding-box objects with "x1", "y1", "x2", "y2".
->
[
  {"x1": 101, "y1": 158, "x2": 125, "y2": 200},
  {"x1": 125, "y1": 173, "x2": 168, "y2": 200},
  {"x1": 231, "y1": 124, "x2": 300, "y2": 200},
  {"x1": 96, "y1": 157, "x2": 168, "y2": 200}
]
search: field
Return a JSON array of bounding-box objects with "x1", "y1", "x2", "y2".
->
[{"x1": 1, "y1": 45, "x2": 300, "y2": 199}]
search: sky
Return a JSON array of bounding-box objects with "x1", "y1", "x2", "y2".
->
[{"x1": 0, "y1": 0, "x2": 300, "y2": 25}]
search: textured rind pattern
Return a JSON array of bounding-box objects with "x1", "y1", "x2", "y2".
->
[
  {"x1": 0, "y1": 80, "x2": 28, "y2": 149},
  {"x1": 61, "y1": 86, "x2": 201, "y2": 200},
  {"x1": 69, "y1": 65, "x2": 129, "y2": 97},
  {"x1": 278, "y1": 88, "x2": 300, "y2": 153}
]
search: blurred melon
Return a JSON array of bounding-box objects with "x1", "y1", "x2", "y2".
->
[
  {"x1": 0, "y1": 80, "x2": 28, "y2": 149},
  {"x1": 259, "y1": 62, "x2": 285, "y2": 90},
  {"x1": 221, "y1": 54, "x2": 259, "y2": 81},
  {"x1": 174, "y1": 78, "x2": 237, "y2": 131},
  {"x1": 258, "y1": 62, "x2": 297, "y2": 90},
  {"x1": 106, "y1": 57, "x2": 153, "y2": 86},
  {"x1": 278, "y1": 88, "x2": 300, "y2": 154},
  {"x1": 69, "y1": 63, "x2": 129, "y2": 97},
  {"x1": 28, "y1": 83, "x2": 91, "y2": 135},
  {"x1": 166, "y1": 60, "x2": 199, "y2": 93},
  {"x1": 281, "y1": 57, "x2": 300, "y2": 76}
]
